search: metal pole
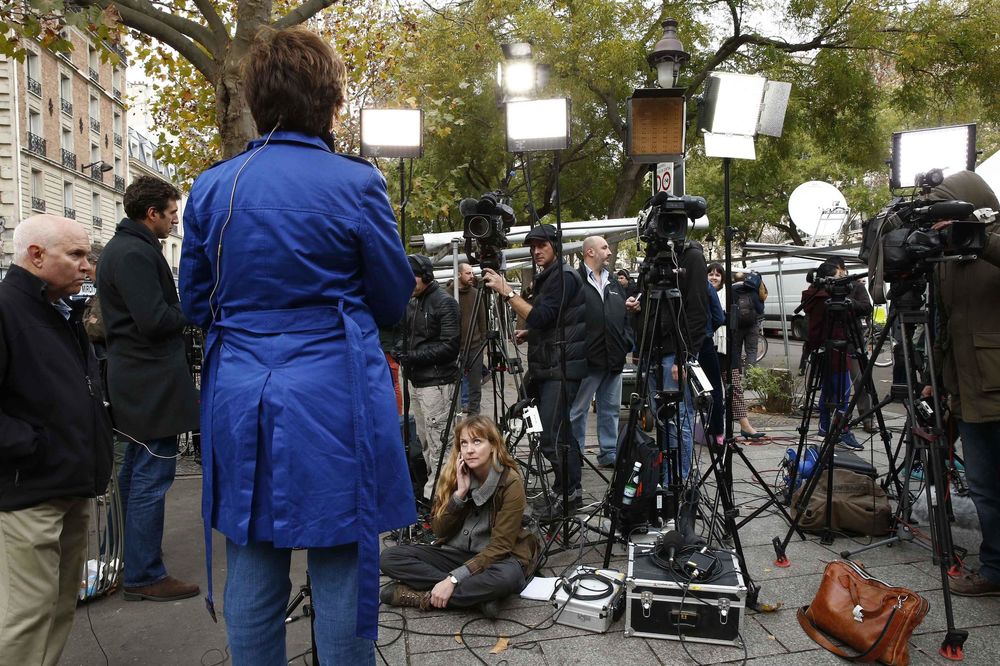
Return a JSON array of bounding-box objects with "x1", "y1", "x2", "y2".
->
[
  {"x1": 776, "y1": 254, "x2": 790, "y2": 370},
  {"x1": 723, "y1": 157, "x2": 734, "y2": 446},
  {"x1": 399, "y1": 157, "x2": 406, "y2": 248},
  {"x1": 452, "y1": 238, "x2": 460, "y2": 301}
]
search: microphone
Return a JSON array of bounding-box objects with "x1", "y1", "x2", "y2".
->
[
  {"x1": 459, "y1": 197, "x2": 480, "y2": 216},
  {"x1": 659, "y1": 530, "x2": 684, "y2": 564},
  {"x1": 649, "y1": 191, "x2": 671, "y2": 207}
]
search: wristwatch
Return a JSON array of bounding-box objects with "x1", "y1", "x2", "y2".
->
[
  {"x1": 505, "y1": 290, "x2": 516, "y2": 301},
  {"x1": 448, "y1": 574, "x2": 460, "y2": 585}
]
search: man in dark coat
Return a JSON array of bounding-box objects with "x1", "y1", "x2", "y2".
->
[
  {"x1": 456, "y1": 262, "x2": 488, "y2": 415},
  {"x1": 396, "y1": 254, "x2": 460, "y2": 500},
  {"x1": 927, "y1": 170, "x2": 1000, "y2": 597},
  {"x1": 97, "y1": 175, "x2": 200, "y2": 601},
  {"x1": 569, "y1": 236, "x2": 631, "y2": 468},
  {"x1": 0, "y1": 215, "x2": 113, "y2": 663},
  {"x1": 482, "y1": 224, "x2": 587, "y2": 520}
]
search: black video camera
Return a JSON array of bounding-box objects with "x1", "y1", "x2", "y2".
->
[
  {"x1": 460, "y1": 191, "x2": 515, "y2": 272},
  {"x1": 864, "y1": 197, "x2": 988, "y2": 283},
  {"x1": 639, "y1": 193, "x2": 707, "y2": 247}
]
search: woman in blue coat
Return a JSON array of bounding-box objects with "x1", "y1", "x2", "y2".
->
[{"x1": 179, "y1": 26, "x2": 415, "y2": 665}]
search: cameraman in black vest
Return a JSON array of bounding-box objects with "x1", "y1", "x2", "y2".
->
[{"x1": 482, "y1": 224, "x2": 586, "y2": 521}]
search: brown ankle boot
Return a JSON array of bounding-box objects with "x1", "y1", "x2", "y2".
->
[{"x1": 380, "y1": 582, "x2": 430, "y2": 610}]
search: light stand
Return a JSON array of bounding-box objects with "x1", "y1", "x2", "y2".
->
[
  {"x1": 504, "y1": 95, "x2": 575, "y2": 545},
  {"x1": 360, "y1": 107, "x2": 424, "y2": 245},
  {"x1": 698, "y1": 70, "x2": 790, "y2": 610},
  {"x1": 360, "y1": 108, "x2": 425, "y2": 514}
]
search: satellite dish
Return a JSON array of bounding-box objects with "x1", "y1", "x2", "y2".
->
[{"x1": 788, "y1": 181, "x2": 849, "y2": 242}]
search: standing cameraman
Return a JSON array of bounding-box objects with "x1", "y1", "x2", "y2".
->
[
  {"x1": 396, "y1": 254, "x2": 460, "y2": 501},
  {"x1": 927, "y1": 170, "x2": 1000, "y2": 597},
  {"x1": 627, "y1": 240, "x2": 709, "y2": 483},
  {"x1": 482, "y1": 224, "x2": 586, "y2": 521}
]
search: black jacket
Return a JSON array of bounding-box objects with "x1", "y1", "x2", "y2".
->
[
  {"x1": 578, "y1": 265, "x2": 631, "y2": 374},
  {"x1": 97, "y1": 218, "x2": 199, "y2": 441},
  {"x1": 637, "y1": 242, "x2": 709, "y2": 359},
  {"x1": 526, "y1": 262, "x2": 587, "y2": 381},
  {"x1": 0, "y1": 266, "x2": 113, "y2": 510},
  {"x1": 399, "y1": 281, "x2": 460, "y2": 387}
]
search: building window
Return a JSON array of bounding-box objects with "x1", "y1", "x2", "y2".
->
[
  {"x1": 89, "y1": 95, "x2": 100, "y2": 133},
  {"x1": 88, "y1": 47, "x2": 99, "y2": 82},
  {"x1": 92, "y1": 192, "x2": 102, "y2": 228},
  {"x1": 60, "y1": 74, "x2": 72, "y2": 116},
  {"x1": 26, "y1": 52, "x2": 41, "y2": 96},
  {"x1": 31, "y1": 170, "x2": 45, "y2": 211},
  {"x1": 61, "y1": 127, "x2": 76, "y2": 169},
  {"x1": 28, "y1": 109, "x2": 41, "y2": 137},
  {"x1": 112, "y1": 68, "x2": 122, "y2": 101},
  {"x1": 115, "y1": 201, "x2": 124, "y2": 222},
  {"x1": 113, "y1": 112, "x2": 122, "y2": 147},
  {"x1": 63, "y1": 181, "x2": 75, "y2": 219}
]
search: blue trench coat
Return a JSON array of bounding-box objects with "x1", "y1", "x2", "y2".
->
[{"x1": 179, "y1": 131, "x2": 416, "y2": 639}]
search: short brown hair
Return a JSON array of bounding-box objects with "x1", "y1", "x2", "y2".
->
[
  {"x1": 244, "y1": 26, "x2": 347, "y2": 137},
  {"x1": 123, "y1": 176, "x2": 181, "y2": 221}
]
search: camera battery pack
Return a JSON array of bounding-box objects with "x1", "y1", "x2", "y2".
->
[
  {"x1": 552, "y1": 567, "x2": 626, "y2": 633},
  {"x1": 624, "y1": 544, "x2": 746, "y2": 646}
]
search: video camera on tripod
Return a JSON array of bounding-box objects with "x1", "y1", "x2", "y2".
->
[
  {"x1": 636, "y1": 193, "x2": 708, "y2": 289},
  {"x1": 862, "y1": 168, "x2": 994, "y2": 287},
  {"x1": 460, "y1": 190, "x2": 515, "y2": 272}
]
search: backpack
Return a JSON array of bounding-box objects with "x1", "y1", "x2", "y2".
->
[{"x1": 735, "y1": 290, "x2": 757, "y2": 329}]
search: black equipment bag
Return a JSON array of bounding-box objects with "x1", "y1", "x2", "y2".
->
[{"x1": 611, "y1": 423, "x2": 663, "y2": 527}]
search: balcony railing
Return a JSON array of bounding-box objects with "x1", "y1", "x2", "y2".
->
[
  {"x1": 89, "y1": 67, "x2": 99, "y2": 82},
  {"x1": 114, "y1": 175, "x2": 125, "y2": 192},
  {"x1": 27, "y1": 76, "x2": 41, "y2": 96},
  {"x1": 64, "y1": 207, "x2": 76, "y2": 220},
  {"x1": 93, "y1": 216, "x2": 103, "y2": 228},
  {"x1": 27, "y1": 132, "x2": 46, "y2": 156},
  {"x1": 89, "y1": 165, "x2": 105, "y2": 181},
  {"x1": 90, "y1": 117, "x2": 100, "y2": 133},
  {"x1": 60, "y1": 98, "x2": 73, "y2": 116},
  {"x1": 61, "y1": 149, "x2": 76, "y2": 169},
  {"x1": 113, "y1": 132, "x2": 122, "y2": 147},
  {"x1": 113, "y1": 87, "x2": 121, "y2": 101},
  {"x1": 31, "y1": 197, "x2": 46, "y2": 211}
]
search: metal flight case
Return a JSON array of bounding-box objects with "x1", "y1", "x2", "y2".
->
[{"x1": 624, "y1": 543, "x2": 747, "y2": 646}]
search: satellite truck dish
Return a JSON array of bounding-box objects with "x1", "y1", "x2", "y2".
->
[{"x1": 788, "y1": 181, "x2": 848, "y2": 241}]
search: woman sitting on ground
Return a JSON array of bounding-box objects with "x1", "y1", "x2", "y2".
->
[{"x1": 380, "y1": 416, "x2": 540, "y2": 617}]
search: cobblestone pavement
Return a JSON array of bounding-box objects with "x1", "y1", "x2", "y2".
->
[{"x1": 63, "y1": 384, "x2": 999, "y2": 665}]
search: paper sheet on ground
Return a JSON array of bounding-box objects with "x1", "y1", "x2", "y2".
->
[{"x1": 519, "y1": 576, "x2": 558, "y2": 601}]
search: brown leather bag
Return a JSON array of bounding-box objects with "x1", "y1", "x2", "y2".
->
[{"x1": 798, "y1": 560, "x2": 929, "y2": 665}]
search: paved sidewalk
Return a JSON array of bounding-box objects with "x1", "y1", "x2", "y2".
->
[{"x1": 62, "y1": 404, "x2": 999, "y2": 665}]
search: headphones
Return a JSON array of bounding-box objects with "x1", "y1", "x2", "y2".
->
[{"x1": 409, "y1": 254, "x2": 434, "y2": 284}]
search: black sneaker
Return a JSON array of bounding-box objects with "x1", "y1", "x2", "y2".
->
[{"x1": 536, "y1": 493, "x2": 583, "y2": 522}]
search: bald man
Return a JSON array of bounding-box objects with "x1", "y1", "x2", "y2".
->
[
  {"x1": 569, "y1": 236, "x2": 632, "y2": 468},
  {"x1": 0, "y1": 215, "x2": 113, "y2": 664}
]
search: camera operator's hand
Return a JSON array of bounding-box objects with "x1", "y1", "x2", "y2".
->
[
  {"x1": 671, "y1": 363, "x2": 681, "y2": 383},
  {"x1": 931, "y1": 220, "x2": 955, "y2": 232},
  {"x1": 481, "y1": 268, "x2": 510, "y2": 296},
  {"x1": 625, "y1": 295, "x2": 641, "y2": 313},
  {"x1": 513, "y1": 329, "x2": 528, "y2": 344},
  {"x1": 921, "y1": 385, "x2": 934, "y2": 399}
]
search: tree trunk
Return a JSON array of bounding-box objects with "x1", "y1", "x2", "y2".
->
[
  {"x1": 215, "y1": 53, "x2": 258, "y2": 158},
  {"x1": 607, "y1": 161, "x2": 646, "y2": 218}
]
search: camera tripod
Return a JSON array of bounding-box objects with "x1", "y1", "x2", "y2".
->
[
  {"x1": 772, "y1": 275, "x2": 899, "y2": 556},
  {"x1": 837, "y1": 278, "x2": 968, "y2": 660}
]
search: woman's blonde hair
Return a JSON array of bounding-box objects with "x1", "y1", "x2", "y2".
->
[{"x1": 432, "y1": 416, "x2": 519, "y2": 518}]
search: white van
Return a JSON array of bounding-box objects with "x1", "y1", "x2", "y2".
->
[{"x1": 740, "y1": 256, "x2": 822, "y2": 340}]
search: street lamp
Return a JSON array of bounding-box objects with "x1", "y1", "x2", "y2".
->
[
  {"x1": 81, "y1": 160, "x2": 113, "y2": 173},
  {"x1": 647, "y1": 18, "x2": 691, "y2": 88}
]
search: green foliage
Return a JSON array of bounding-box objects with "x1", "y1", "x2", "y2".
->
[{"x1": 744, "y1": 366, "x2": 795, "y2": 413}]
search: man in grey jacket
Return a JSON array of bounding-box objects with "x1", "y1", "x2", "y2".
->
[{"x1": 98, "y1": 176, "x2": 200, "y2": 602}]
